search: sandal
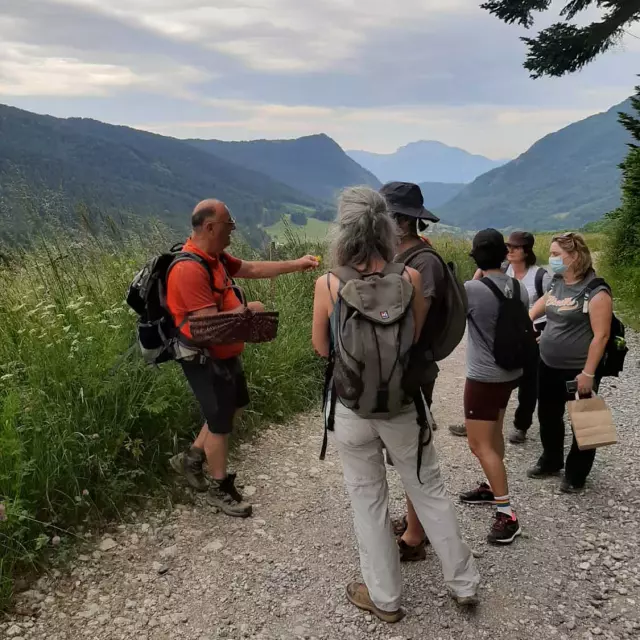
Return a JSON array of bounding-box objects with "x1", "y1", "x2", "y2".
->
[{"x1": 398, "y1": 538, "x2": 427, "y2": 562}]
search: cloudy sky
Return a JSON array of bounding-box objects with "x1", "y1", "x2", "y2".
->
[{"x1": 1, "y1": 0, "x2": 638, "y2": 159}]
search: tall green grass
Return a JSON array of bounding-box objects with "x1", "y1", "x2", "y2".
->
[{"x1": 0, "y1": 224, "x2": 324, "y2": 609}]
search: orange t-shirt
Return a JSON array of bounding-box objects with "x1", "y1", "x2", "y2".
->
[{"x1": 166, "y1": 239, "x2": 244, "y2": 360}]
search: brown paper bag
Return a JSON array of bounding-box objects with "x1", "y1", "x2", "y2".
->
[{"x1": 567, "y1": 393, "x2": 617, "y2": 451}]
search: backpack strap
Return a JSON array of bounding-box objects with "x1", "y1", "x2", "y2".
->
[
  {"x1": 414, "y1": 392, "x2": 432, "y2": 484},
  {"x1": 480, "y1": 276, "x2": 521, "y2": 303},
  {"x1": 582, "y1": 277, "x2": 611, "y2": 314},
  {"x1": 534, "y1": 267, "x2": 546, "y2": 300},
  {"x1": 168, "y1": 252, "x2": 218, "y2": 293},
  {"x1": 395, "y1": 244, "x2": 448, "y2": 273},
  {"x1": 320, "y1": 354, "x2": 336, "y2": 461}
]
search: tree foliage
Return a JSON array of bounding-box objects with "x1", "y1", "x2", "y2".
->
[
  {"x1": 482, "y1": 0, "x2": 640, "y2": 77},
  {"x1": 608, "y1": 85, "x2": 640, "y2": 266}
]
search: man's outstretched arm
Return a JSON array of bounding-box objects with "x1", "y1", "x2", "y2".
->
[{"x1": 235, "y1": 255, "x2": 319, "y2": 279}]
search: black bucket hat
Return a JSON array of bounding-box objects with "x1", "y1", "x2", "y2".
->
[
  {"x1": 379, "y1": 182, "x2": 440, "y2": 223},
  {"x1": 470, "y1": 228, "x2": 507, "y2": 263}
]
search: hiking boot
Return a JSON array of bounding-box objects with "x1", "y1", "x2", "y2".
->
[
  {"x1": 452, "y1": 593, "x2": 479, "y2": 607},
  {"x1": 206, "y1": 473, "x2": 252, "y2": 518},
  {"x1": 560, "y1": 478, "x2": 585, "y2": 494},
  {"x1": 487, "y1": 512, "x2": 522, "y2": 545},
  {"x1": 397, "y1": 538, "x2": 427, "y2": 562},
  {"x1": 460, "y1": 482, "x2": 495, "y2": 505},
  {"x1": 169, "y1": 447, "x2": 208, "y2": 492},
  {"x1": 508, "y1": 427, "x2": 527, "y2": 444},
  {"x1": 345, "y1": 582, "x2": 405, "y2": 624},
  {"x1": 449, "y1": 423, "x2": 467, "y2": 437},
  {"x1": 527, "y1": 462, "x2": 562, "y2": 479}
]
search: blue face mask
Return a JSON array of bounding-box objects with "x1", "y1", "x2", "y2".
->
[{"x1": 549, "y1": 256, "x2": 567, "y2": 274}]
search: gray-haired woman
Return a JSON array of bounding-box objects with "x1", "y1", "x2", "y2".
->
[{"x1": 312, "y1": 186, "x2": 480, "y2": 624}]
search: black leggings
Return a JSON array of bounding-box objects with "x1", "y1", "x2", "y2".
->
[{"x1": 537, "y1": 360, "x2": 601, "y2": 487}]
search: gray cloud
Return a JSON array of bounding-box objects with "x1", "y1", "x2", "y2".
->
[{"x1": 0, "y1": 0, "x2": 638, "y2": 157}]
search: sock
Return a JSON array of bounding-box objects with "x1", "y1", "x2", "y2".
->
[{"x1": 494, "y1": 495, "x2": 513, "y2": 518}]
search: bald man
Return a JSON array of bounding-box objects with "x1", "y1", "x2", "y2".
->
[{"x1": 167, "y1": 199, "x2": 318, "y2": 517}]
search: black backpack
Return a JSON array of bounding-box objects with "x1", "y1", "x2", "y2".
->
[
  {"x1": 583, "y1": 278, "x2": 628, "y2": 378},
  {"x1": 469, "y1": 277, "x2": 537, "y2": 371},
  {"x1": 126, "y1": 243, "x2": 216, "y2": 365}
]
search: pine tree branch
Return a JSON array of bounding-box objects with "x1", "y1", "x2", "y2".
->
[
  {"x1": 480, "y1": 1, "x2": 552, "y2": 28},
  {"x1": 523, "y1": 0, "x2": 640, "y2": 77},
  {"x1": 561, "y1": 1, "x2": 596, "y2": 21}
]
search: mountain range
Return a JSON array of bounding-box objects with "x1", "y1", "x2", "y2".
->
[
  {"x1": 188, "y1": 135, "x2": 379, "y2": 201},
  {"x1": 438, "y1": 98, "x2": 632, "y2": 230},
  {"x1": 0, "y1": 105, "x2": 368, "y2": 244},
  {"x1": 348, "y1": 141, "x2": 506, "y2": 184},
  {"x1": 0, "y1": 104, "x2": 322, "y2": 243},
  {"x1": 0, "y1": 98, "x2": 633, "y2": 241}
]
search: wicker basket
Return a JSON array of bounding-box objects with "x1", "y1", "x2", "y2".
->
[{"x1": 189, "y1": 307, "x2": 279, "y2": 345}]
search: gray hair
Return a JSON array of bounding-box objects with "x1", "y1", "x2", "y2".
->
[{"x1": 330, "y1": 186, "x2": 399, "y2": 268}]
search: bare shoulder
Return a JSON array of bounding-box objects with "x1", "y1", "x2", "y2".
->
[
  {"x1": 405, "y1": 266, "x2": 422, "y2": 285},
  {"x1": 314, "y1": 273, "x2": 329, "y2": 290}
]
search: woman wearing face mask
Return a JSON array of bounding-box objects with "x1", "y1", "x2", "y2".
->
[{"x1": 527, "y1": 233, "x2": 612, "y2": 493}]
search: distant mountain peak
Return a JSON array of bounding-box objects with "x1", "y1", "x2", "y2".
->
[{"x1": 347, "y1": 141, "x2": 506, "y2": 184}]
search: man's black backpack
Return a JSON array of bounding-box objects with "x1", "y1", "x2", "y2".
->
[
  {"x1": 126, "y1": 243, "x2": 215, "y2": 365},
  {"x1": 469, "y1": 277, "x2": 537, "y2": 371},
  {"x1": 583, "y1": 278, "x2": 628, "y2": 378}
]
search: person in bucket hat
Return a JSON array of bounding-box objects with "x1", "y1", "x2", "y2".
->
[{"x1": 380, "y1": 182, "x2": 448, "y2": 562}]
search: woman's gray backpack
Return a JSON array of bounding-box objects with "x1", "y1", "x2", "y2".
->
[
  {"x1": 330, "y1": 264, "x2": 416, "y2": 418},
  {"x1": 320, "y1": 264, "x2": 431, "y2": 482}
]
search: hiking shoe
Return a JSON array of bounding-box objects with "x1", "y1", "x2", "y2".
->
[
  {"x1": 560, "y1": 478, "x2": 585, "y2": 494},
  {"x1": 487, "y1": 512, "x2": 522, "y2": 545},
  {"x1": 449, "y1": 423, "x2": 467, "y2": 437},
  {"x1": 169, "y1": 447, "x2": 208, "y2": 492},
  {"x1": 206, "y1": 473, "x2": 252, "y2": 518},
  {"x1": 398, "y1": 538, "x2": 427, "y2": 563},
  {"x1": 527, "y1": 462, "x2": 562, "y2": 479},
  {"x1": 460, "y1": 482, "x2": 495, "y2": 505},
  {"x1": 452, "y1": 593, "x2": 479, "y2": 607},
  {"x1": 508, "y1": 427, "x2": 527, "y2": 444},
  {"x1": 345, "y1": 582, "x2": 405, "y2": 624}
]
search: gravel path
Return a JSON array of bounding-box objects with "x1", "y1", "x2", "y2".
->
[{"x1": 3, "y1": 335, "x2": 640, "y2": 640}]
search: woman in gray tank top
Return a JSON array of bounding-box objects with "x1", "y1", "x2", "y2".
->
[{"x1": 528, "y1": 233, "x2": 612, "y2": 492}]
